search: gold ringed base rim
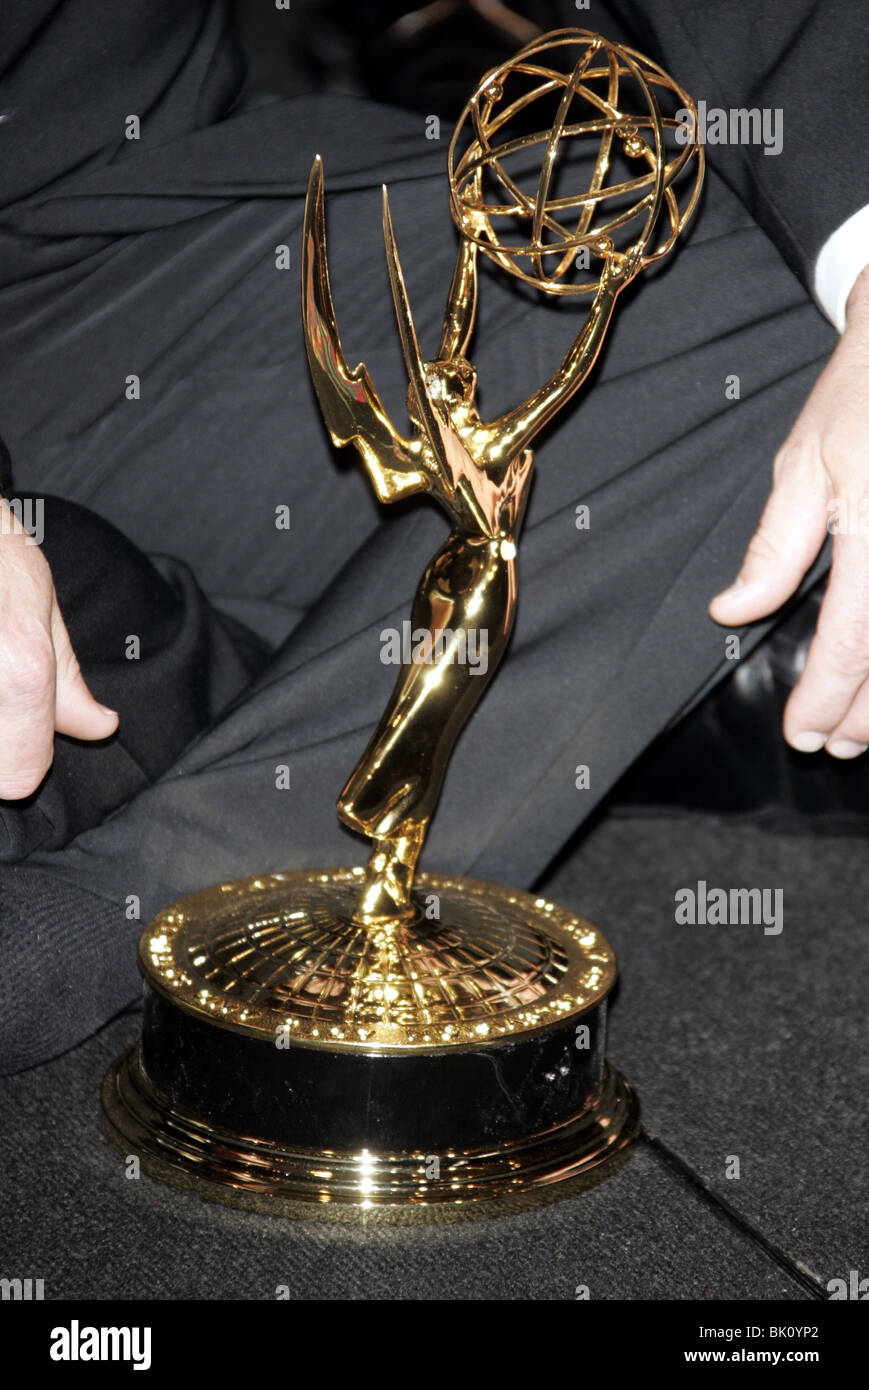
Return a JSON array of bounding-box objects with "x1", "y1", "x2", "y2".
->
[
  {"x1": 138, "y1": 868, "x2": 619, "y2": 1053},
  {"x1": 101, "y1": 1047, "x2": 640, "y2": 1224}
]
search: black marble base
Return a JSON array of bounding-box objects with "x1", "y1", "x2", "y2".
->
[{"x1": 140, "y1": 984, "x2": 609, "y2": 1154}]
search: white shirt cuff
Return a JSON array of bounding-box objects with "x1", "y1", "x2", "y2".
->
[{"x1": 814, "y1": 204, "x2": 869, "y2": 333}]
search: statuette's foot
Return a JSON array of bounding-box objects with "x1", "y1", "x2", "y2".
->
[{"x1": 353, "y1": 826, "x2": 425, "y2": 924}]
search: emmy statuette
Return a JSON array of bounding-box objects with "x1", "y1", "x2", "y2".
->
[{"x1": 102, "y1": 29, "x2": 704, "y2": 1218}]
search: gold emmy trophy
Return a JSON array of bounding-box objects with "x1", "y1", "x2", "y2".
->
[{"x1": 102, "y1": 29, "x2": 703, "y2": 1217}]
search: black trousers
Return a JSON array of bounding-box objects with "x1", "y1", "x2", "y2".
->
[
  {"x1": 0, "y1": 73, "x2": 835, "y2": 1068},
  {"x1": 0, "y1": 494, "x2": 268, "y2": 864}
]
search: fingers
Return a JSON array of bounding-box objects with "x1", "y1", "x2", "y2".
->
[
  {"x1": 0, "y1": 619, "x2": 57, "y2": 799},
  {"x1": 0, "y1": 510, "x2": 58, "y2": 798},
  {"x1": 709, "y1": 445, "x2": 830, "y2": 626},
  {"x1": 717, "y1": 278, "x2": 869, "y2": 759},
  {"x1": 783, "y1": 528, "x2": 869, "y2": 755},
  {"x1": 0, "y1": 514, "x2": 118, "y2": 798},
  {"x1": 51, "y1": 601, "x2": 118, "y2": 741},
  {"x1": 826, "y1": 677, "x2": 869, "y2": 757},
  {"x1": 0, "y1": 603, "x2": 118, "y2": 800}
]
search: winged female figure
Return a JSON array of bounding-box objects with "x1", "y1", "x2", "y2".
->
[{"x1": 302, "y1": 156, "x2": 642, "y2": 924}]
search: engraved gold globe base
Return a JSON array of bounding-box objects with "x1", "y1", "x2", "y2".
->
[{"x1": 102, "y1": 868, "x2": 638, "y2": 1220}]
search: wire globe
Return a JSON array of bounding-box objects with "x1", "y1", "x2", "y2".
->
[{"x1": 448, "y1": 27, "x2": 704, "y2": 296}]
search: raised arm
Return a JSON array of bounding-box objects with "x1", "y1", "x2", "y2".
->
[
  {"x1": 301, "y1": 158, "x2": 428, "y2": 504},
  {"x1": 489, "y1": 249, "x2": 640, "y2": 460},
  {"x1": 437, "y1": 171, "x2": 481, "y2": 362}
]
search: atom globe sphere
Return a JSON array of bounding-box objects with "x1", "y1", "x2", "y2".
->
[{"x1": 448, "y1": 27, "x2": 704, "y2": 296}]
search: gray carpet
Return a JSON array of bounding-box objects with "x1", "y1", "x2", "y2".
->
[
  {"x1": 546, "y1": 814, "x2": 869, "y2": 1284},
  {"x1": 0, "y1": 812, "x2": 864, "y2": 1300}
]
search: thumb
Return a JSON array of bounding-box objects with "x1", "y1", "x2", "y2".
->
[
  {"x1": 709, "y1": 446, "x2": 829, "y2": 626},
  {"x1": 51, "y1": 602, "x2": 119, "y2": 741}
]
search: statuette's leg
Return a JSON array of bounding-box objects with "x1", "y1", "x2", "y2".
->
[{"x1": 353, "y1": 823, "x2": 427, "y2": 923}]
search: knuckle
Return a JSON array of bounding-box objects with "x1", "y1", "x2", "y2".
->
[
  {"x1": 0, "y1": 632, "x2": 54, "y2": 705},
  {"x1": 745, "y1": 524, "x2": 784, "y2": 567},
  {"x1": 821, "y1": 622, "x2": 869, "y2": 675}
]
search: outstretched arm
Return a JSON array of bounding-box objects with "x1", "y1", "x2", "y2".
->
[
  {"x1": 302, "y1": 158, "x2": 428, "y2": 504},
  {"x1": 437, "y1": 169, "x2": 481, "y2": 362},
  {"x1": 437, "y1": 235, "x2": 478, "y2": 362},
  {"x1": 488, "y1": 250, "x2": 639, "y2": 460}
]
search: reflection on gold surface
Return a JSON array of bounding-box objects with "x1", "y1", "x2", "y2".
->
[
  {"x1": 142, "y1": 869, "x2": 616, "y2": 1050},
  {"x1": 102, "y1": 1050, "x2": 639, "y2": 1218},
  {"x1": 448, "y1": 27, "x2": 704, "y2": 293}
]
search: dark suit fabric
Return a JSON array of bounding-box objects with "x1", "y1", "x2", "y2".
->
[{"x1": 0, "y1": 0, "x2": 840, "y2": 1069}]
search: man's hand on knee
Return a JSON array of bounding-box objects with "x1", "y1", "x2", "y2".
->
[
  {"x1": 709, "y1": 264, "x2": 869, "y2": 761},
  {"x1": 0, "y1": 497, "x2": 118, "y2": 799}
]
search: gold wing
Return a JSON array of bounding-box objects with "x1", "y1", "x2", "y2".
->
[
  {"x1": 301, "y1": 157, "x2": 427, "y2": 503},
  {"x1": 381, "y1": 184, "x2": 493, "y2": 532}
]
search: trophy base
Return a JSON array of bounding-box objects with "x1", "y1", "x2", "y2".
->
[
  {"x1": 102, "y1": 1048, "x2": 636, "y2": 1222},
  {"x1": 101, "y1": 868, "x2": 639, "y2": 1219}
]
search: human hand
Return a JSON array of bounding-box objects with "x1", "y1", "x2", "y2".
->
[
  {"x1": 710, "y1": 264, "x2": 869, "y2": 760},
  {"x1": 0, "y1": 497, "x2": 118, "y2": 798}
]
